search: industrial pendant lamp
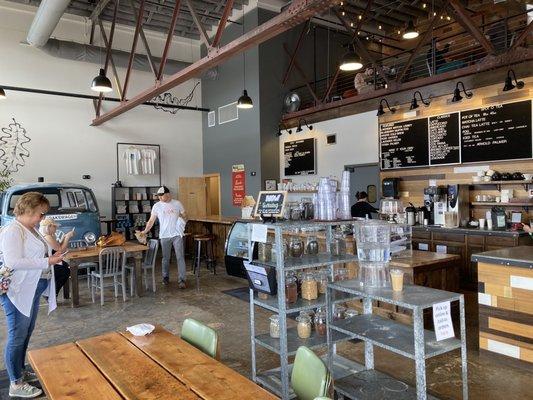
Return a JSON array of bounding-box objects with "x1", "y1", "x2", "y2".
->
[
  {"x1": 402, "y1": 20, "x2": 419, "y2": 40},
  {"x1": 0, "y1": 87, "x2": 6, "y2": 99},
  {"x1": 237, "y1": 11, "x2": 253, "y2": 109},
  {"x1": 451, "y1": 81, "x2": 473, "y2": 103},
  {"x1": 339, "y1": 44, "x2": 363, "y2": 72},
  {"x1": 410, "y1": 90, "x2": 430, "y2": 110},
  {"x1": 91, "y1": 68, "x2": 113, "y2": 93},
  {"x1": 377, "y1": 98, "x2": 396, "y2": 116},
  {"x1": 502, "y1": 69, "x2": 524, "y2": 92}
]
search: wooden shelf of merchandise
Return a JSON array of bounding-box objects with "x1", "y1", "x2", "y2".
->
[{"x1": 111, "y1": 186, "x2": 160, "y2": 241}]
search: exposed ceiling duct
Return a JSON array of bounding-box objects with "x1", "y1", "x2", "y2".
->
[{"x1": 26, "y1": 0, "x2": 71, "y2": 47}]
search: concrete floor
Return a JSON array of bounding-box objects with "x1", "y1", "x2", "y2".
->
[{"x1": 0, "y1": 262, "x2": 531, "y2": 400}]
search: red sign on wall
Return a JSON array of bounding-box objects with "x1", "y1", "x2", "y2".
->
[{"x1": 232, "y1": 164, "x2": 245, "y2": 206}]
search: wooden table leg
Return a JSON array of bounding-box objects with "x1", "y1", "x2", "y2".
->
[
  {"x1": 63, "y1": 277, "x2": 70, "y2": 300},
  {"x1": 134, "y1": 252, "x2": 144, "y2": 297},
  {"x1": 70, "y1": 263, "x2": 79, "y2": 308}
]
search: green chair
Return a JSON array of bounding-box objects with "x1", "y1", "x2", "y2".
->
[
  {"x1": 313, "y1": 398, "x2": 333, "y2": 400},
  {"x1": 291, "y1": 346, "x2": 331, "y2": 400},
  {"x1": 180, "y1": 318, "x2": 219, "y2": 359}
]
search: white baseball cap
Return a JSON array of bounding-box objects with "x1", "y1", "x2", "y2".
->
[{"x1": 156, "y1": 186, "x2": 170, "y2": 195}]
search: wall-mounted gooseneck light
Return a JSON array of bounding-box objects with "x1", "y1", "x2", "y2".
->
[
  {"x1": 451, "y1": 81, "x2": 473, "y2": 103},
  {"x1": 502, "y1": 69, "x2": 524, "y2": 92},
  {"x1": 296, "y1": 118, "x2": 313, "y2": 133},
  {"x1": 377, "y1": 98, "x2": 396, "y2": 116},
  {"x1": 0, "y1": 87, "x2": 6, "y2": 99},
  {"x1": 410, "y1": 90, "x2": 430, "y2": 110},
  {"x1": 277, "y1": 122, "x2": 292, "y2": 136},
  {"x1": 90, "y1": 68, "x2": 113, "y2": 93}
]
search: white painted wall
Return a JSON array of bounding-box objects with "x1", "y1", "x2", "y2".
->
[
  {"x1": 279, "y1": 111, "x2": 379, "y2": 184},
  {"x1": 0, "y1": 1, "x2": 204, "y2": 218}
]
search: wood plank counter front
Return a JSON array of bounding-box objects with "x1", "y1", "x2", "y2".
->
[{"x1": 472, "y1": 246, "x2": 533, "y2": 364}]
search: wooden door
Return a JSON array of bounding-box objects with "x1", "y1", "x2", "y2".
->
[
  {"x1": 205, "y1": 174, "x2": 221, "y2": 216},
  {"x1": 178, "y1": 177, "x2": 207, "y2": 218}
]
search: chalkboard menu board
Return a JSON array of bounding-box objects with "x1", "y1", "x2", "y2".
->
[
  {"x1": 284, "y1": 138, "x2": 316, "y2": 176},
  {"x1": 429, "y1": 112, "x2": 460, "y2": 165},
  {"x1": 461, "y1": 100, "x2": 532, "y2": 163},
  {"x1": 254, "y1": 191, "x2": 287, "y2": 217},
  {"x1": 380, "y1": 118, "x2": 429, "y2": 169}
]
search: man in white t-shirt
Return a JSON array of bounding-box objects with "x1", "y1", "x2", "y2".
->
[{"x1": 142, "y1": 186, "x2": 187, "y2": 288}]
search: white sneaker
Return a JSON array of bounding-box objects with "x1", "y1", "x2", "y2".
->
[{"x1": 9, "y1": 382, "x2": 43, "y2": 398}]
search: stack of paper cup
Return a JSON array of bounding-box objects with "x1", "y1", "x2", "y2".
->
[
  {"x1": 336, "y1": 171, "x2": 351, "y2": 220},
  {"x1": 316, "y1": 178, "x2": 336, "y2": 220}
]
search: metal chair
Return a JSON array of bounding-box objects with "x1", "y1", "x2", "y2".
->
[
  {"x1": 69, "y1": 240, "x2": 98, "y2": 289},
  {"x1": 90, "y1": 246, "x2": 127, "y2": 306},
  {"x1": 181, "y1": 318, "x2": 219, "y2": 359},
  {"x1": 125, "y1": 239, "x2": 159, "y2": 296}
]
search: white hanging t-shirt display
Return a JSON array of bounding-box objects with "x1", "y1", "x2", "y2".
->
[
  {"x1": 141, "y1": 148, "x2": 157, "y2": 175},
  {"x1": 122, "y1": 148, "x2": 142, "y2": 175}
]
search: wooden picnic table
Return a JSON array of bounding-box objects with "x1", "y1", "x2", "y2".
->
[
  {"x1": 28, "y1": 326, "x2": 278, "y2": 400},
  {"x1": 64, "y1": 241, "x2": 148, "y2": 307}
]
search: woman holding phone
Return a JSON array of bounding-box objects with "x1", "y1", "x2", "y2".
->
[
  {"x1": 40, "y1": 218, "x2": 74, "y2": 296},
  {"x1": 0, "y1": 192, "x2": 63, "y2": 398}
]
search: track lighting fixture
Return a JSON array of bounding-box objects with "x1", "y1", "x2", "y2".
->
[
  {"x1": 403, "y1": 20, "x2": 419, "y2": 39},
  {"x1": 451, "y1": 81, "x2": 473, "y2": 103},
  {"x1": 90, "y1": 68, "x2": 112, "y2": 93},
  {"x1": 339, "y1": 44, "x2": 363, "y2": 72},
  {"x1": 377, "y1": 98, "x2": 396, "y2": 116},
  {"x1": 410, "y1": 91, "x2": 430, "y2": 110},
  {"x1": 502, "y1": 69, "x2": 524, "y2": 92}
]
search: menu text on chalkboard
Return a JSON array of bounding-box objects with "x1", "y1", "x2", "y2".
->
[
  {"x1": 284, "y1": 138, "x2": 316, "y2": 176},
  {"x1": 461, "y1": 100, "x2": 532, "y2": 163},
  {"x1": 429, "y1": 113, "x2": 460, "y2": 165},
  {"x1": 380, "y1": 118, "x2": 429, "y2": 169},
  {"x1": 254, "y1": 191, "x2": 287, "y2": 217}
]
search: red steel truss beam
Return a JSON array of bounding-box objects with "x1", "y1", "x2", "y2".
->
[
  {"x1": 92, "y1": 0, "x2": 337, "y2": 126},
  {"x1": 448, "y1": 0, "x2": 495, "y2": 55},
  {"x1": 186, "y1": 0, "x2": 211, "y2": 47},
  {"x1": 282, "y1": 43, "x2": 319, "y2": 104},
  {"x1": 510, "y1": 20, "x2": 533, "y2": 51},
  {"x1": 282, "y1": 21, "x2": 308, "y2": 85},
  {"x1": 122, "y1": 0, "x2": 145, "y2": 101},
  {"x1": 212, "y1": 0, "x2": 235, "y2": 48},
  {"x1": 157, "y1": 0, "x2": 182, "y2": 80}
]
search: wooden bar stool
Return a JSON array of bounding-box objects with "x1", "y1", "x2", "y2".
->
[{"x1": 193, "y1": 234, "x2": 217, "y2": 291}]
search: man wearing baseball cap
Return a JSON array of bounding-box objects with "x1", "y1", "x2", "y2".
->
[{"x1": 142, "y1": 186, "x2": 187, "y2": 287}]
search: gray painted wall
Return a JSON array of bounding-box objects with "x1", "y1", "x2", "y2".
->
[{"x1": 202, "y1": 10, "x2": 261, "y2": 216}]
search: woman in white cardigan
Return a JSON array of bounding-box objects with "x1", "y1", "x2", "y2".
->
[{"x1": 0, "y1": 192, "x2": 63, "y2": 398}]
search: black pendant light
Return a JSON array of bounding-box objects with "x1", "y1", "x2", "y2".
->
[
  {"x1": 451, "y1": 81, "x2": 473, "y2": 103},
  {"x1": 377, "y1": 98, "x2": 396, "y2": 116},
  {"x1": 410, "y1": 90, "x2": 430, "y2": 110},
  {"x1": 237, "y1": 10, "x2": 253, "y2": 109},
  {"x1": 339, "y1": 44, "x2": 363, "y2": 72},
  {"x1": 0, "y1": 87, "x2": 6, "y2": 99},
  {"x1": 402, "y1": 20, "x2": 419, "y2": 40},
  {"x1": 502, "y1": 69, "x2": 524, "y2": 92},
  {"x1": 91, "y1": 68, "x2": 113, "y2": 93}
]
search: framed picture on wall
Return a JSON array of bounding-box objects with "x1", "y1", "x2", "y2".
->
[{"x1": 265, "y1": 179, "x2": 277, "y2": 191}]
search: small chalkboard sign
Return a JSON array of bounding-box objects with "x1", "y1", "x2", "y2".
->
[
  {"x1": 254, "y1": 191, "x2": 287, "y2": 218},
  {"x1": 284, "y1": 138, "x2": 316, "y2": 176}
]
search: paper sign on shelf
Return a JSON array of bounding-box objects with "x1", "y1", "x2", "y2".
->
[
  {"x1": 251, "y1": 224, "x2": 268, "y2": 243},
  {"x1": 418, "y1": 243, "x2": 429, "y2": 251},
  {"x1": 433, "y1": 301, "x2": 455, "y2": 341},
  {"x1": 436, "y1": 244, "x2": 447, "y2": 254}
]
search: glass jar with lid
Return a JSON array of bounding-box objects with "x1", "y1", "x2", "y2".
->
[
  {"x1": 285, "y1": 274, "x2": 298, "y2": 304},
  {"x1": 331, "y1": 233, "x2": 347, "y2": 256},
  {"x1": 301, "y1": 272, "x2": 318, "y2": 300},
  {"x1": 258, "y1": 242, "x2": 272, "y2": 263},
  {"x1": 289, "y1": 236, "x2": 304, "y2": 258},
  {"x1": 335, "y1": 268, "x2": 348, "y2": 282},
  {"x1": 314, "y1": 311, "x2": 327, "y2": 336},
  {"x1": 269, "y1": 315, "x2": 280, "y2": 338},
  {"x1": 306, "y1": 235, "x2": 319, "y2": 255},
  {"x1": 317, "y1": 271, "x2": 329, "y2": 294},
  {"x1": 296, "y1": 314, "x2": 312, "y2": 338},
  {"x1": 333, "y1": 305, "x2": 346, "y2": 320}
]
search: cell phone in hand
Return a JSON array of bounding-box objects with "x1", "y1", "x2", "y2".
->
[{"x1": 61, "y1": 250, "x2": 69, "y2": 256}]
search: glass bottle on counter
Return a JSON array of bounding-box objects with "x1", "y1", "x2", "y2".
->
[
  {"x1": 314, "y1": 311, "x2": 327, "y2": 336},
  {"x1": 269, "y1": 315, "x2": 280, "y2": 338},
  {"x1": 296, "y1": 314, "x2": 312, "y2": 338},
  {"x1": 301, "y1": 272, "x2": 318, "y2": 300},
  {"x1": 306, "y1": 235, "x2": 319, "y2": 255},
  {"x1": 285, "y1": 274, "x2": 298, "y2": 304}
]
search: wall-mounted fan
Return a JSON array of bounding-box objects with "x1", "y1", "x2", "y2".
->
[{"x1": 283, "y1": 92, "x2": 301, "y2": 113}]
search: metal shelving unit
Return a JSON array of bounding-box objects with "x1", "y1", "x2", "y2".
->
[
  {"x1": 326, "y1": 281, "x2": 468, "y2": 400},
  {"x1": 247, "y1": 219, "x2": 359, "y2": 400}
]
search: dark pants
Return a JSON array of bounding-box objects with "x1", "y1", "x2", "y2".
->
[{"x1": 54, "y1": 262, "x2": 70, "y2": 296}]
